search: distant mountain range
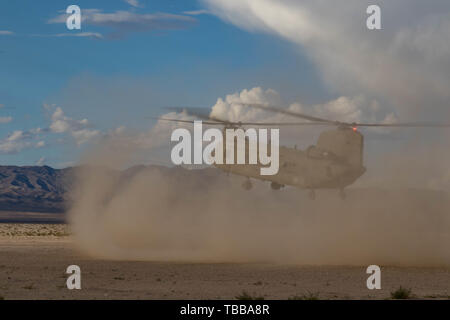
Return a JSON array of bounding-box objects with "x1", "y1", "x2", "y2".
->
[
  {"x1": 0, "y1": 166, "x2": 74, "y2": 213},
  {"x1": 1, "y1": 165, "x2": 449, "y2": 218},
  {"x1": 0, "y1": 165, "x2": 225, "y2": 213}
]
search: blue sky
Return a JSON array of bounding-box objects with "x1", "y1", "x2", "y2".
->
[
  {"x1": 3, "y1": 0, "x2": 449, "y2": 180},
  {"x1": 0, "y1": 0, "x2": 328, "y2": 167}
]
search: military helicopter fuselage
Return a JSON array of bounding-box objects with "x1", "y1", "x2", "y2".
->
[
  {"x1": 214, "y1": 126, "x2": 366, "y2": 196},
  {"x1": 159, "y1": 101, "x2": 450, "y2": 199}
]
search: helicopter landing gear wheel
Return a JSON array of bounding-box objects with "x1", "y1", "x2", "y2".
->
[
  {"x1": 242, "y1": 178, "x2": 252, "y2": 190},
  {"x1": 339, "y1": 188, "x2": 346, "y2": 200},
  {"x1": 308, "y1": 189, "x2": 316, "y2": 200},
  {"x1": 270, "y1": 182, "x2": 282, "y2": 190}
]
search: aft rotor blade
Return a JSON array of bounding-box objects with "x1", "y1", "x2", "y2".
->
[
  {"x1": 241, "y1": 104, "x2": 450, "y2": 128},
  {"x1": 165, "y1": 105, "x2": 339, "y2": 127},
  {"x1": 154, "y1": 117, "x2": 331, "y2": 127},
  {"x1": 354, "y1": 122, "x2": 450, "y2": 128},
  {"x1": 239, "y1": 103, "x2": 338, "y2": 124}
]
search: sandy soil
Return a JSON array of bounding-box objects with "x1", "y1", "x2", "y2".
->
[{"x1": 0, "y1": 224, "x2": 449, "y2": 300}]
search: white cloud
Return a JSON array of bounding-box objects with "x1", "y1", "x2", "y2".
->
[
  {"x1": 125, "y1": 0, "x2": 141, "y2": 8},
  {"x1": 0, "y1": 141, "x2": 28, "y2": 154},
  {"x1": 36, "y1": 157, "x2": 46, "y2": 165},
  {"x1": 49, "y1": 106, "x2": 100, "y2": 145},
  {"x1": 7, "y1": 130, "x2": 24, "y2": 142},
  {"x1": 0, "y1": 104, "x2": 12, "y2": 124},
  {"x1": 183, "y1": 9, "x2": 210, "y2": 15},
  {"x1": 71, "y1": 129, "x2": 100, "y2": 145},
  {"x1": 210, "y1": 87, "x2": 282, "y2": 122},
  {"x1": 0, "y1": 105, "x2": 100, "y2": 154},
  {"x1": 30, "y1": 127, "x2": 43, "y2": 134},
  {"x1": 152, "y1": 87, "x2": 394, "y2": 150},
  {"x1": 48, "y1": 9, "x2": 196, "y2": 38},
  {"x1": 202, "y1": 0, "x2": 450, "y2": 119},
  {"x1": 209, "y1": 87, "x2": 391, "y2": 126},
  {"x1": 0, "y1": 30, "x2": 14, "y2": 35},
  {"x1": 48, "y1": 32, "x2": 103, "y2": 39},
  {"x1": 0, "y1": 131, "x2": 30, "y2": 154},
  {"x1": 0, "y1": 125, "x2": 50, "y2": 154},
  {"x1": 50, "y1": 121, "x2": 69, "y2": 133},
  {"x1": 0, "y1": 116, "x2": 12, "y2": 124}
]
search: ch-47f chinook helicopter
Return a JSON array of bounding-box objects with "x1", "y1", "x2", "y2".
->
[{"x1": 157, "y1": 103, "x2": 450, "y2": 200}]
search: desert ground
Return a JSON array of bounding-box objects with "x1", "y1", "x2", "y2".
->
[{"x1": 0, "y1": 223, "x2": 449, "y2": 300}]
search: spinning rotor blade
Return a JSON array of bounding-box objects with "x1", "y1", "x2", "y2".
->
[
  {"x1": 238, "y1": 103, "x2": 337, "y2": 124},
  {"x1": 154, "y1": 117, "x2": 329, "y2": 127},
  {"x1": 151, "y1": 117, "x2": 223, "y2": 125},
  {"x1": 164, "y1": 106, "x2": 331, "y2": 127},
  {"x1": 351, "y1": 122, "x2": 450, "y2": 128},
  {"x1": 241, "y1": 103, "x2": 450, "y2": 128},
  {"x1": 165, "y1": 107, "x2": 230, "y2": 124}
]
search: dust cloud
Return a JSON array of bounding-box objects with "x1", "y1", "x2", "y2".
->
[{"x1": 67, "y1": 137, "x2": 450, "y2": 267}]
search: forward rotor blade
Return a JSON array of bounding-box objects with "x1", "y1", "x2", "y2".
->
[
  {"x1": 238, "y1": 103, "x2": 337, "y2": 124},
  {"x1": 151, "y1": 117, "x2": 223, "y2": 125},
  {"x1": 165, "y1": 107, "x2": 231, "y2": 124}
]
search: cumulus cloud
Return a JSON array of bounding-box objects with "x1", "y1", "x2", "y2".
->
[
  {"x1": 41, "y1": 32, "x2": 103, "y2": 39},
  {"x1": 162, "y1": 87, "x2": 387, "y2": 129},
  {"x1": 0, "y1": 116, "x2": 12, "y2": 124},
  {"x1": 7, "y1": 130, "x2": 25, "y2": 142},
  {"x1": 48, "y1": 9, "x2": 196, "y2": 38},
  {"x1": 183, "y1": 9, "x2": 210, "y2": 16},
  {"x1": 71, "y1": 129, "x2": 100, "y2": 145},
  {"x1": 312, "y1": 96, "x2": 398, "y2": 126},
  {"x1": 210, "y1": 87, "x2": 282, "y2": 123},
  {"x1": 146, "y1": 86, "x2": 398, "y2": 160},
  {"x1": 0, "y1": 104, "x2": 108, "y2": 155},
  {"x1": 124, "y1": 0, "x2": 142, "y2": 8},
  {"x1": 0, "y1": 104, "x2": 13, "y2": 124},
  {"x1": 207, "y1": 87, "x2": 395, "y2": 140},
  {"x1": 36, "y1": 141, "x2": 46, "y2": 148},
  {"x1": 202, "y1": 0, "x2": 450, "y2": 120},
  {"x1": 0, "y1": 109, "x2": 99, "y2": 154},
  {"x1": 36, "y1": 157, "x2": 46, "y2": 165},
  {"x1": 0, "y1": 140, "x2": 28, "y2": 154},
  {"x1": 0, "y1": 130, "x2": 43, "y2": 154},
  {"x1": 49, "y1": 106, "x2": 99, "y2": 145},
  {"x1": 0, "y1": 102, "x2": 113, "y2": 155}
]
